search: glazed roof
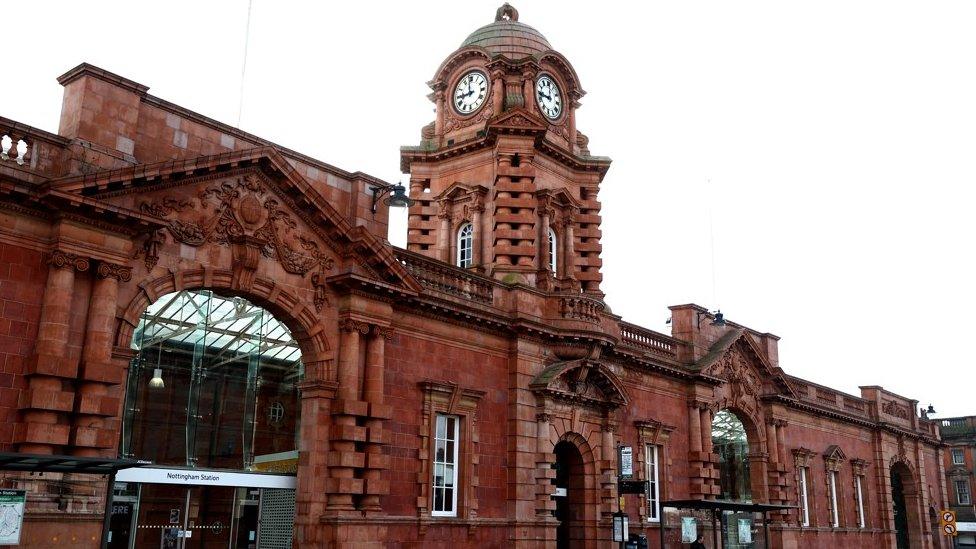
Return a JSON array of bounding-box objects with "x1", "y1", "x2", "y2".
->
[{"x1": 460, "y1": 3, "x2": 552, "y2": 59}]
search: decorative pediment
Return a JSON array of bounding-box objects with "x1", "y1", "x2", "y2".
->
[
  {"x1": 696, "y1": 329, "x2": 797, "y2": 401},
  {"x1": 45, "y1": 147, "x2": 422, "y2": 303},
  {"x1": 823, "y1": 445, "x2": 847, "y2": 471},
  {"x1": 530, "y1": 359, "x2": 628, "y2": 409},
  {"x1": 434, "y1": 182, "x2": 488, "y2": 223},
  {"x1": 487, "y1": 108, "x2": 547, "y2": 135}
]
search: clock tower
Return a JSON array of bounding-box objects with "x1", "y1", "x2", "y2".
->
[{"x1": 401, "y1": 3, "x2": 611, "y2": 296}]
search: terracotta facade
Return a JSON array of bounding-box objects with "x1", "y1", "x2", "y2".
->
[{"x1": 0, "y1": 4, "x2": 953, "y2": 548}]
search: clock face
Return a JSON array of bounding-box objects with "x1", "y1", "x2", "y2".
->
[
  {"x1": 453, "y1": 71, "x2": 488, "y2": 115},
  {"x1": 536, "y1": 75, "x2": 563, "y2": 120}
]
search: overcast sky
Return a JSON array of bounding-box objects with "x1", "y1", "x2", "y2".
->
[{"x1": 4, "y1": 1, "x2": 974, "y2": 416}]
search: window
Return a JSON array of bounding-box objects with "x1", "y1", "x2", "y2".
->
[
  {"x1": 799, "y1": 467, "x2": 810, "y2": 527},
  {"x1": 953, "y1": 448, "x2": 966, "y2": 465},
  {"x1": 957, "y1": 480, "x2": 972, "y2": 506},
  {"x1": 646, "y1": 445, "x2": 660, "y2": 522},
  {"x1": 828, "y1": 470, "x2": 840, "y2": 527},
  {"x1": 456, "y1": 223, "x2": 473, "y2": 268},
  {"x1": 854, "y1": 475, "x2": 865, "y2": 528},
  {"x1": 548, "y1": 227, "x2": 557, "y2": 273},
  {"x1": 432, "y1": 414, "x2": 460, "y2": 516}
]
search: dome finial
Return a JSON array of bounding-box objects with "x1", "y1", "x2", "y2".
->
[{"x1": 495, "y1": 3, "x2": 519, "y2": 22}]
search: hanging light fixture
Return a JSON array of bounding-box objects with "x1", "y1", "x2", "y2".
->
[
  {"x1": 148, "y1": 346, "x2": 165, "y2": 390},
  {"x1": 370, "y1": 182, "x2": 415, "y2": 213}
]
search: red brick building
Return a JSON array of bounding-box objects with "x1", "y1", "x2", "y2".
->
[
  {"x1": 0, "y1": 4, "x2": 952, "y2": 548},
  {"x1": 939, "y1": 417, "x2": 976, "y2": 544}
]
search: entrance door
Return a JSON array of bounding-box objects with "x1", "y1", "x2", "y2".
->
[
  {"x1": 554, "y1": 441, "x2": 585, "y2": 549},
  {"x1": 891, "y1": 467, "x2": 910, "y2": 549}
]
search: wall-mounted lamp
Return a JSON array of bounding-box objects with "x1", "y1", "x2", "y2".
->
[
  {"x1": 371, "y1": 182, "x2": 415, "y2": 213},
  {"x1": 697, "y1": 310, "x2": 726, "y2": 327}
]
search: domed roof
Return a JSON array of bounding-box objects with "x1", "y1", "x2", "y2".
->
[{"x1": 460, "y1": 3, "x2": 552, "y2": 59}]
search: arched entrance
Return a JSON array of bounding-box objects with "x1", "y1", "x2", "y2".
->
[
  {"x1": 890, "y1": 462, "x2": 918, "y2": 549},
  {"x1": 712, "y1": 409, "x2": 752, "y2": 502},
  {"x1": 554, "y1": 440, "x2": 586, "y2": 549},
  {"x1": 113, "y1": 289, "x2": 303, "y2": 549}
]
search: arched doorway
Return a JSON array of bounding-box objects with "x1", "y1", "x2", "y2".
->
[
  {"x1": 890, "y1": 463, "x2": 917, "y2": 549},
  {"x1": 554, "y1": 440, "x2": 586, "y2": 549},
  {"x1": 114, "y1": 290, "x2": 303, "y2": 549},
  {"x1": 712, "y1": 409, "x2": 751, "y2": 502}
]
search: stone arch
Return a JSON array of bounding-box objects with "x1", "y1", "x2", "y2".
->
[
  {"x1": 552, "y1": 431, "x2": 600, "y2": 548},
  {"x1": 714, "y1": 402, "x2": 766, "y2": 454},
  {"x1": 889, "y1": 457, "x2": 923, "y2": 549},
  {"x1": 115, "y1": 269, "x2": 333, "y2": 377}
]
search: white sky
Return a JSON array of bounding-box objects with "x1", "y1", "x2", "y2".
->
[{"x1": 4, "y1": 1, "x2": 974, "y2": 416}]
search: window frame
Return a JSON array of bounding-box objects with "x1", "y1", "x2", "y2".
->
[
  {"x1": 431, "y1": 413, "x2": 461, "y2": 517},
  {"x1": 854, "y1": 474, "x2": 865, "y2": 528},
  {"x1": 548, "y1": 227, "x2": 557, "y2": 274},
  {"x1": 828, "y1": 470, "x2": 840, "y2": 528},
  {"x1": 957, "y1": 479, "x2": 972, "y2": 506},
  {"x1": 952, "y1": 448, "x2": 966, "y2": 466},
  {"x1": 645, "y1": 444, "x2": 661, "y2": 522},
  {"x1": 456, "y1": 222, "x2": 473, "y2": 268},
  {"x1": 799, "y1": 466, "x2": 810, "y2": 527}
]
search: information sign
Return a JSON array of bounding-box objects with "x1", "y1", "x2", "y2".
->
[
  {"x1": 618, "y1": 446, "x2": 633, "y2": 479},
  {"x1": 0, "y1": 490, "x2": 25, "y2": 546},
  {"x1": 681, "y1": 517, "x2": 697, "y2": 543}
]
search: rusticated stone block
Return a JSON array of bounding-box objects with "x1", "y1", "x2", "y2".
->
[
  {"x1": 363, "y1": 478, "x2": 389, "y2": 495},
  {"x1": 327, "y1": 451, "x2": 365, "y2": 468},
  {"x1": 330, "y1": 424, "x2": 366, "y2": 442},
  {"x1": 78, "y1": 360, "x2": 124, "y2": 384},
  {"x1": 324, "y1": 477, "x2": 363, "y2": 495},
  {"x1": 369, "y1": 402, "x2": 393, "y2": 419},
  {"x1": 331, "y1": 399, "x2": 369, "y2": 417},
  {"x1": 18, "y1": 388, "x2": 75, "y2": 412},
  {"x1": 70, "y1": 425, "x2": 116, "y2": 448},
  {"x1": 25, "y1": 354, "x2": 79, "y2": 379},
  {"x1": 75, "y1": 393, "x2": 120, "y2": 416},
  {"x1": 13, "y1": 422, "x2": 70, "y2": 446},
  {"x1": 364, "y1": 453, "x2": 389, "y2": 470}
]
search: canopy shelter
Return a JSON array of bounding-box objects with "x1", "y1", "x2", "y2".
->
[
  {"x1": 0, "y1": 452, "x2": 147, "y2": 549},
  {"x1": 660, "y1": 499, "x2": 795, "y2": 548}
]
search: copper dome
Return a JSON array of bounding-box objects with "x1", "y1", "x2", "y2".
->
[{"x1": 460, "y1": 3, "x2": 552, "y2": 59}]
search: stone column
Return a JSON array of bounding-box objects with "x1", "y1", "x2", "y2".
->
[
  {"x1": 437, "y1": 207, "x2": 452, "y2": 264},
  {"x1": 775, "y1": 420, "x2": 787, "y2": 462},
  {"x1": 328, "y1": 319, "x2": 368, "y2": 512},
  {"x1": 72, "y1": 262, "x2": 130, "y2": 457},
  {"x1": 491, "y1": 70, "x2": 505, "y2": 114},
  {"x1": 535, "y1": 413, "x2": 556, "y2": 518},
  {"x1": 434, "y1": 89, "x2": 445, "y2": 135},
  {"x1": 18, "y1": 251, "x2": 88, "y2": 454},
  {"x1": 561, "y1": 216, "x2": 576, "y2": 286},
  {"x1": 700, "y1": 407, "x2": 713, "y2": 452},
  {"x1": 360, "y1": 327, "x2": 392, "y2": 513},
  {"x1": 689, "y1": 404, "x2": 703, "y2": 454},
  {"x1": 471, "y1": 203, "x2": 484, "y2": 267},
  {"x1": 766, "y1": 421, "x2": 779, "y2": 465}
]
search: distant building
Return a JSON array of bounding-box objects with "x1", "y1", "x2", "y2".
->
[
  {"x1": 0, "y1": 3, "x2": 954, "y2": 548},
  {"x1": 940, "y1": 416, "x2": 976, "y2": 545}
]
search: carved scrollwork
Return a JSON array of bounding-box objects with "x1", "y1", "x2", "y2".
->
[
  {"x1": 882, "y1": 399, "x2": 911, "y2": 420},
  {"x1": 96, "y1": 262, "x2": 133, "y2": 282},
  {"x1": 48, "y1": 250, "x2": 90, "y2": 272},
  {"x1": 134, "y1": 229, "x2": 165, "y2": 271},
  {"x1": 338, "y1": 318, "x2": 371, "y2": 335}
]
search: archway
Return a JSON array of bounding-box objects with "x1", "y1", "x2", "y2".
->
[
  {"x1": 554, "y1": 440, "x2": 586, "y2": 549},
  {"x1": 890, "y1": 462, "x2": 921, "y2": 549},
  {"x1": 712, "y1": 409, "x2": 752, "y2": 502},
  {"x1": 116, "y1": 289, "x2": 304, "y2": 549}
]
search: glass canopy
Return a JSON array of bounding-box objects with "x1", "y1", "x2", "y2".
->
[
  {"x1": 713, "y1": 409, "x2": 751, "y2": 502},
  {"x1": 121, "y1": 290, "x2": 303, "y2": 470}
]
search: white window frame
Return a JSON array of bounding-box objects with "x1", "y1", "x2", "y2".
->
[
  {"x1": 829, "y1": 470, "x2": 840, "y2": 527},
  {"x1": 646, "y1": 444, "x2": 660, "y2": 522},
  {"x1": 957, "y1": 479, "x2": 972, "y2": 506},
  {"x1": 854, "y1": 475, "x2": 865, "y2": 528},
  {"x1": 799, "y1": 466, "x2": 810, "y2": 527},
  {"x1": 952, "y1": 448, "x2": 966, "y2": 465},
  {"x1": 548, "y1": 227, "x2": 557, "y2": 274},
  {"x1": 456, "y1": 223, "x2": 473, "y2": 268},
  {"x1": 432, "y1": 414, "x2": 460, "y2": 516}
]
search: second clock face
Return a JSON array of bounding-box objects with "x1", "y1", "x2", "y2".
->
[
  {"x1": 536, "y1": 75, "x2": 562, "y2": 120},
  {"x1": 453, "y1": 71, "x2": 488, "y2": 115}
]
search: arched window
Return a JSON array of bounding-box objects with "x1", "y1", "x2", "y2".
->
[
  {"x1": 457, "y1": 222, "x2": 473, "y2": 268},
  {"x1": 712, "y1": 409, "x2": 751, "y2": 501},
  {"x1": 548, "y1": 227, "x2": 557, "y2": 273}
]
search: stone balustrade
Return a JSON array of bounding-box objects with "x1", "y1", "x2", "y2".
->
[
  {"x1": 395, "y1": 248, "x2": 495, "y2": 304},
  {"x1": 0, "y1": 116, "x2": 69, "y2": 175},
  {"x1": 618, "y1": 321, "x2": 678, "y2": 359}
]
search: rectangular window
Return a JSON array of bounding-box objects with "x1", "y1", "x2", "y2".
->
[
  {"x1": 799, "y1": 467, "x2": 810, "y2": 527},
  {"x1": 953, "y1": 448, "x2": 966, "y2": 465},
  {"x1": 829, "y1": 471, "x2": 840, "y2": 527},
  {"x1": 432, "y1": 414, "x2": 460, "y2": 516},
  {"x1": 855, "y1": 475, "x2": 865, "y2": 528},
  {"x1": 646, "y1": 445, "x2": 660, "y2": 522},
  {"x1": 957, "y1": 480, "x2": 972, "y2": 506}
]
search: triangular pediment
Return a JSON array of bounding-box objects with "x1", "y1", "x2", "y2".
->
[
  {"x1": 47, "y1": 147, "x2": 421, "y2": 295},
  {"x1": 487, "y1": 107, "x2": 547, "y2": 134},
  {"x1": 696, "y1": 329, "x2": 797, "y2": 400}
]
